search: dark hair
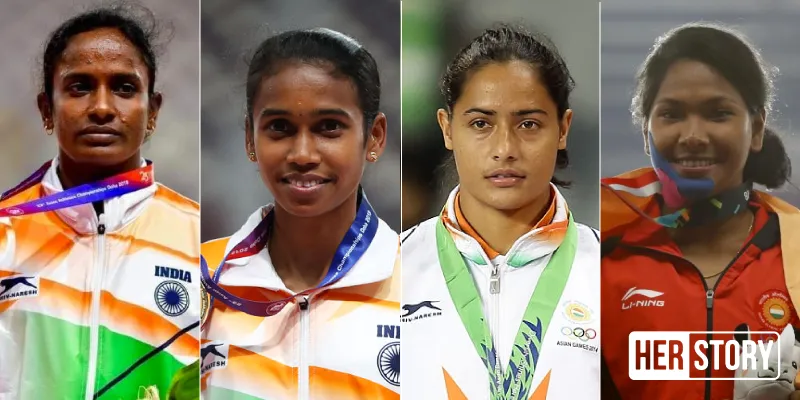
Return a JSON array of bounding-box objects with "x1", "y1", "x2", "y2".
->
[
  {"x1": 632, "y1": 22, "x2": 791, "y2": 189},
  {"x1": 439, "y1": 25, "x2": 573, "y2": 187},
  {"x1": 41, "y1": 2, "x2": 164, "y2": 102},
  {"x1": 245, "y1": 28, "x2": 381, "y2": 137}
]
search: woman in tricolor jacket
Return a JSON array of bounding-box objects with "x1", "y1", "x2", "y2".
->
[
  {"x1": 0, "y1": 5, "x2": 201, "y2": 400},
  {"x1": 601, "y1": 23, "x2": 800, "y2": 400},
  {"x1": 401, "y1": 25, "x2": 601, "y2": 400},
  {"x1": 199, "y1": 29, "x2": 400, "y2": 399}
]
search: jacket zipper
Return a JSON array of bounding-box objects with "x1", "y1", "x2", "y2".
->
[
  {"x1": 85, "y1": 214, "x2": 106, "y2": 400},
  {"x1": 489, "y1": 261, "x2": 501, "y2": 375},
  {"x1": 621, "y1": 231, "x2": 757, "y2": 400},
  {"x1": 298, "y1": 295, "x2": 310, "y2": 400}
]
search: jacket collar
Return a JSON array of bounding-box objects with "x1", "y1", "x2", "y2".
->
[
  {"x1": 440, "y1": 184, "x2": 570, "y2": 268},
  {"x1": 216, "y1": 205, "x2": 399, "y2": 294},
  {"x1": 41, "y1": 156, "x2": 157, "y2": 235}
]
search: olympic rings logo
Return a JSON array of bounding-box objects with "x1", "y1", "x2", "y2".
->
[{"x1": 561, "y1": 326, "x2": 597, "y2": 342}]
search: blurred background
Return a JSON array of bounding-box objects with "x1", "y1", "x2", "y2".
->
[
  {"x1": 602, "y1": 0, "x2": 800, "y2": 206},
  {"x1": 201, "y1": 0, "x2": 400, "y2": 241},
  {"x1": 0, "y1": 0, "x2": 199, "y2": 200},
  {"x1": 402, "y1": 0, "x2": 600, "y2": 230}
]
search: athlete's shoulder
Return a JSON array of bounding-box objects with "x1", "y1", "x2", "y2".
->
[
  {"x1": 376, "y1": 216, "x2": 400, "y2": 238},
  {"x1": 153, "y1": 183, "x2": 199, "y2": 217},
  {"x1": 574, "y1": 221, "x2": 600, "y2": 243},
  {"x1": 400, "y1": 215, "x2": 438, "y2": 246},
  {"x1": 201, "y1": 237, "x2": 231, "y2": 274},
  {"x1": 0, "y1": 182, "x2": 41, "y2": 209}
]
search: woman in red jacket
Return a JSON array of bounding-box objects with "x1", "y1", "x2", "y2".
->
[{"x1": 601, "y1": 23, "x2": 800, "y2": 400}]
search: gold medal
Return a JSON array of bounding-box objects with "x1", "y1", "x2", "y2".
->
[{"x1": 201, "y1": 283, "x2": 210, "y2": 326}]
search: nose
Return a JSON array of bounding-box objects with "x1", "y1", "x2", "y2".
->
[
  {"x1": 286, "y1": 130, "x2": 321, "y2": 169},
  {"x1": 677, "y1": 116, "x2": 710, "y2": 152},
  {"x1": 88, "y1": 86, "x2": 116, "y2": 125},
  {"x1": 491, "y1": 122, "x2": 519, "y2": 162}
]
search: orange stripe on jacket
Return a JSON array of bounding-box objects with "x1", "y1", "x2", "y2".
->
[
  {"x1": 310, "y1": 365, "x2": 398, "y2": 399},
  {"x1": 0, "y1": 273, "x2": 90, "y2": 318},
  {"x1": 214, "y1": 344, "x2": 297, "y2": 398},
  {"x1": 443, "y1": 368, "x2": 468, "y2": 400},
  {"x1": 100, "y1": 291, "x2": 198, "y2": 357}
]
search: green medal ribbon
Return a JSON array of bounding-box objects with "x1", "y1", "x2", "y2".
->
[{"x1": 436, "y1": 214, "x2": 578, "y2": 400}]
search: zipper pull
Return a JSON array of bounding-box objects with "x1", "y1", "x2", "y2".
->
[
  {"x1": 298, "y1": 296, "x2": 309, "y2": 311},
  {"x1": 97, "y1": 214, "x2": 106, "y2": 235},
  {"x1": 490, "y1": 265, "x2": 500, "y2": 294},
  {"x1": 706, "y1": 289, "x2": 714, "y2": 309}
]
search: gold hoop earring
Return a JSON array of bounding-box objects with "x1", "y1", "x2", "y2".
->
[{"x1": 249, "y1": 152, "x2": 256, "y2": 161}]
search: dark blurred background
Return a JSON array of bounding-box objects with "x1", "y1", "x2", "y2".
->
[
  {"x1": 402, "y1": 0, "x2": 600, "y2": 230},
  {"x1": 602, "y1": 0, "x2": 800, "y2": 206},
  {"x1": 200, "y1": 0, "x2": 400, "y2": 241},
  {"x1": 0, "y1": 0, "x2": 199, "y2": 200}
]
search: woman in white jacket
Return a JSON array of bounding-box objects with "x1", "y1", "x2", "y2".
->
[{"x1": 401, "y1": 25, "x2": 601, "y2": 400}]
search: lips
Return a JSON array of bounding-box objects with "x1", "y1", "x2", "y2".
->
[
  {"x1": 486, "y1": 169, "x2": 526, "y2": 179},
  {"x1": 281, "y1": 173, "x2": 332, "y2": 188},
  {"x1": 485, "y1": 168, "x2": 526, "y2": 188},
  {"x1": 673, "y1": 158, "x2": 717, "y2": 168},
  {"x1": 78, "y1": 126, "x2": 122, "y2": 136}
]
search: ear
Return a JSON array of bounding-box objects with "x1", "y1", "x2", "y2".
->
[
  {"x1": 437, "y1": 108, "x2": 453, "y2": 150},
  {"x1": 245, "y1": 114, "x2": 256, "y2": 161},
  {"x1": 642, "y1": 126, "x2": 651, "y2": 156},
  {"x1": 365, "y1": 112, "x2": 388, "y2": 161},
  {"x1": 750, "y1": 109, "x2": 766, "y2": 153},
  {"x1": 558, "y1": 109, "x2": 573, "y2": 150},
  {"x1": 147, "y1": 92, "x2": 163, "y2": 132},
  {"x1": 37, "y1": 93, "x2": 53, "y2": 131}
]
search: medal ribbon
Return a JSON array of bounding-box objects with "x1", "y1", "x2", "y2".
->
[
  {"x1": 200, "y1": 191, "x2": 378, "y2": 317},
  {"x1": 602, "y1": 181, "x2": 752, "y2": 228},
  {"x1": 0, "y1": 160, "x2": 154, "y2": 217},
  {"x1": 436, "y1": 214, "x2": 578, "y2": 400}
]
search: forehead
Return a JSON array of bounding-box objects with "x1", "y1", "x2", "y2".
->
[
  {"x1": 56, "y1": 27, "x2": 147, "y2": 76},
  {"x1": 455, "y1": 60, "x2": 555, "y2": 112},
  {"x1": 254, "y1": 62, "x2": 360, "y2": 112},
  {"x1": 654, "y1": 59, "x2": 746, "y2": 106}
]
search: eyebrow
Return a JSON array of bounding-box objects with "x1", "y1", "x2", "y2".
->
[
  {"x1": 655, "y1": 96, "x2": 736, "y2": 106},
  {"x1": 61, "y1": 70, "x2": 143, "y2": 81},
  {"x1": 259, "y1": 108, "x2": 352, "y2": 119},
  {"x1": 463, "y1": 107, "x2": 548, "y2": 116}
]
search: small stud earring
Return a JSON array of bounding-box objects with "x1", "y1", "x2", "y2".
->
[
  {"x1": 368, "y1": 151, "x2": 378, "y2": 162},
  {"x1": 46, "y1": 127, "x2": 53, "y2": 136},
  {"x1": 249, "y1": 152, "x2": 256, "y2": 161}
]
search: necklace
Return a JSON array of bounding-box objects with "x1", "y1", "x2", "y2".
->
[{"x1": 702, "y1": 213, "x2": 755, "y2": 280}]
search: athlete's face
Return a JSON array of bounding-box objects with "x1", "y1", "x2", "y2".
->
[
  {"x1": 247, "y1": 62, "x2": 386, "y2": 217},
  {"x1": 38, "y1": 27, "x2": 162, "y2": 168},
  {"x1": 645, "y1": 59, "x2": 764, "y2": 194},
  {"x1": 438, "y1": 60, "x2": 572, "y2": 211}
]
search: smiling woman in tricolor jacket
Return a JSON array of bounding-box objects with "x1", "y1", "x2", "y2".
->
[
  {"x1": 199, "y1": 28, "x2": 401, "y2": 400},
  {"x1": 401, "y1": 25, "x2": 601, "y2": 400}
]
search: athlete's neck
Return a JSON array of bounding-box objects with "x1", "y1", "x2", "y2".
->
[
  {"x1": 269, "y1": 193, "x2": 359, "y2": 293},
  {"x1": 670, "y1": 208, "x2": 753, "y2": 247},
  {"x1": 458, "y1": 187, "x2": 551, "y2": 255},
  {"x1": 57, "y1": 151, "x2": 143, "y2": 190}
]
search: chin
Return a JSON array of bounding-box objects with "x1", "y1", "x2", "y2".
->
[
  {"x1": 272, "y1": 192, "x2": 341, "y2": 219},
  {"x1": 276, "y1": 202, "x2": 330, "y2": 218},
  {"x1": 479, "y1": 193, "x2": 533, "y2": 212},
  {"x1": 67, "y1": 147, "x2": 136, "y2": 167}
]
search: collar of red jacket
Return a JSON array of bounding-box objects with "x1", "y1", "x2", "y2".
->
[{"x1": 602, "y1": 167, "x2": 800, "y2": 310}]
